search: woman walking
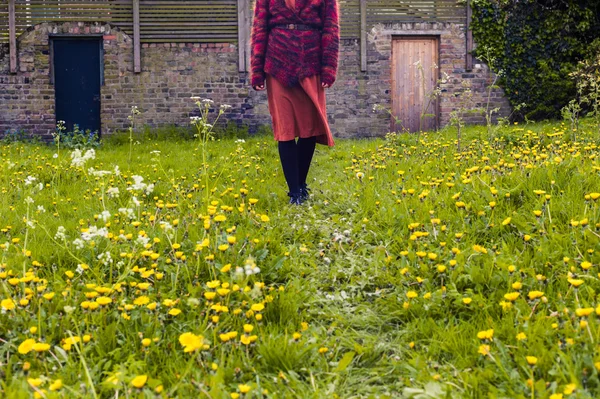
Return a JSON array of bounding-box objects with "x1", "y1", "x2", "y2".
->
[{"x1": 250, "y1": 0, "x2": 340, "y2": 205}]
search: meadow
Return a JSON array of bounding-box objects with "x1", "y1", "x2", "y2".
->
[{"x1": 1, "y1": 117, "x2": 600, "y2": 399}]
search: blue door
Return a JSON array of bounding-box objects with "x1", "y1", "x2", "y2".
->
[{"x1": 53, "y1": 37, "x2": 102, "y2": 135}]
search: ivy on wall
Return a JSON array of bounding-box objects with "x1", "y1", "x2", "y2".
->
[{"x1": 470, "y1": 0, "x2": 600, "y2": 120}]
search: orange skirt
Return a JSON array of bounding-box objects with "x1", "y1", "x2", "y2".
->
[{"x1": 266, "y1": 73, "x2": 335, "y2": 147}]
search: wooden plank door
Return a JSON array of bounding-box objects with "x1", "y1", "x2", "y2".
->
[
  {"x1": 53, "y1": 37, "x2": 102, "y2": 135},
  {"x1": 391, "y1": 36, "x2": 439, "y2": 133}
]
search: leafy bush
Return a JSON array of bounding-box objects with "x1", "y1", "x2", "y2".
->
[
  {"x1": 53, "y1": 122, "x2": 100, "y2": 149},
  {"x1": 471, "y1": 0, "x2": 600, "y2": 121}
]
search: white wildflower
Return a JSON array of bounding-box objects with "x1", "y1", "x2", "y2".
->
[
  {"x1": 97, "y1": 251, "x2": 112, "y2": 266},
  {"x1": 135, "y1": 235, "x2": 150, "y2": 246},
  {"x1": 88, "y1": 168, "x2": 112, "y2": 177},
  {"x1": 99, "y1": 210, "x2": 111, "y2": 222},
  {"x1": 160, "y1": 222, "x2": 173, "y2": 232},
  {"x1": 81, "y1": 226, "x2": 108, "y2": 241},
  {"x1": 71, "y1": 148, "x2": 95, "y2": 168},
  {"x1": 54, "y1": 226, "x2": 66, "y2": 241},
  {"x1": 118, "y1": 208, "x2": 135, "y2": 219},
  {"x1": 128, "y1": 176, "x2": 153, "y2": 194},
  {"x1": 107, "y1": 187, "x2": 120, "y2": 198},
  {"x1": 73, "y1": 239, "x2": 85, "y2": 250},
  {"x1": 24, "y1": 176, "x2": 37, "y2": 186}
]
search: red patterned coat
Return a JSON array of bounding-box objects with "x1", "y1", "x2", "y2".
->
[{"x1": 250, "y1": 0, "x2": 340, "y2": 88}]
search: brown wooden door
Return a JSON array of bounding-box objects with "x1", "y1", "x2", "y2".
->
[{"x1": 391, "y1": 37, "x2": 439, "y2": 133}]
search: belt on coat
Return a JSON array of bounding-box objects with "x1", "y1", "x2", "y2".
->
[{"x1": 271, "y1": 23, "x2": 321, "y2": 31}]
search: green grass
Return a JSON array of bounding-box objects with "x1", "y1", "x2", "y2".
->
[{"x1": 1, "y1": 118, "x2": 600, "y2": 398}]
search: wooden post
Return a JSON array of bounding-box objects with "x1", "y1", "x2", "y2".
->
[
  {"x1": 9, "y1": 0, "x2": 17, "y2": 74},
  {"x1": 237, "y1": 0, "x2": 248, "y2": 72},
  {"x1": 133, "y1": 0, "x2": 141, "y2": 73},
  {"x1": 245, "y1": 1, "x2": 252, "y2": 73},
  {"x1": 360, "y1": 0, "x2": 367, "y2": 72},
  {"x1": 466, "y1": 0, "x2": 473, "y2": 71}
]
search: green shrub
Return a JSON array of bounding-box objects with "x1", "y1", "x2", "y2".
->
[{"x1": 471, "y1": 0, "x2": 600, "y2": 121}]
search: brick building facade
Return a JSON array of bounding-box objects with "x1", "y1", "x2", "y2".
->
[{"x1": 0, "y1": 18, "x2": 511, "y2": 139}]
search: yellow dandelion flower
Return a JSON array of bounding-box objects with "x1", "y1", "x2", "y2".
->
[
  {"x1": 32, "y1": 342, "x2": 51, "y2": 352},
  {"x1": 179, "y1": 332, "x2": 204, "y2": 352},
  {"x1": 504, "y1": 292, "x2": 520, "y2": 301},
  {"x1": 18, "y1": 338, "x2": 36, "y2": 354},
  {"x1": 568, "y1": 278, "x2": 584, "y2": 287},
  {"x1": 1, "y1": 298, "x2": 16, "y2": 310},
  {"x1": 238, "y1": 384, "x2": 251, "y2": 394},
  {"x1": 133, "y1": 296, "x2": 150, "y2": 306},
  {"x1": 477, "y1": 329, "x2": 494, "y2": 340},
  {"x1": 478, "y1": 344, "x2": 490, "y2": 356},
  {"x1": 526, "y1": 356, "x2": 538, "y2": 365},
  {"x1": 575, "y1": 308, "x2": 594, "y2": 317},
  {"x1": 527, "y1": 291, "x2": 544, "y2": 300},
  {"x1": 49, "y1": 379, "x2": 63, "y2": 391},
  {"x1": 96, "y1": 296, "x2": 112, "y2": 305},
  {"x1": 131, "y1": 375, "x2": 147, "y2": 388},
  {"x1": 168, "y1": 308, "x2": 182, "y2": 316},
  {"x1": 251, "y1": 303, "x2": 265, "y2": 312}
]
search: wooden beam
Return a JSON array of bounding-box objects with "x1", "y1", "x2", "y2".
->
[
  {"x1": 245, "y1": 1, "x2": 252, "y2": 73},
  {"x1": 237, "y1": 0, "x2": 247, "y2": 72},
  {"x1": 9, "y1": 0, "x2": 17, "y2": 74},
  {"x1": 466, "y1": 0, "x2": 473, "y2": 71},
  {"x1": 360, "y1": 0, "x2": 367, "y2": 72},
  {"x1": 133, "y1": 0, "x2": 141, "y2": 73}
]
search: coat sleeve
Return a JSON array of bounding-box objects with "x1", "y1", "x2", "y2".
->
[
  {"x1": 320, "y1": 0, "x2": 340, "y2": 86},
  {"x1": 250, "y1": 0, "x2": 269, "y2": 87}
]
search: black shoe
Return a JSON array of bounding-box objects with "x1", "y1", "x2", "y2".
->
[
  {"x1": 288, "y1": 191, "x2": 304, "y2": 205},
  {"x1": 300, "y1": 184, "x2": 310, "y2": 202}
]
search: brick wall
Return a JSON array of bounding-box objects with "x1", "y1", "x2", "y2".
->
[{"x1": 0, "y1": 21, "x2": 511, "y2": 139}]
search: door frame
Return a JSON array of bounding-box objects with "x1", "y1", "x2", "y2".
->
[
  {"x1": 49, "y1": 34, "x2": 104, "y2": 135},
  {"x1": 391, "y1": 34, "x2": 441, "y2": 133}
]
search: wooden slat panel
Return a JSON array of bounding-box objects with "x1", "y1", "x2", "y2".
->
[
  {"x1": 0, "y1": 2, "x2": 8, "y2": 43},
  {"x1": 139, "y1": 0, "x2": 237, "y2": 42},
  {"x1": 340, "y1": 0, "x2": 360, "y2": 38},
  {"x1": 392, "y1": 37, "x2": 438, "y2": 133},
  {"x1": 0, "y1": 0, "x2": 465, "y2": 44},
  {"x1": 368, "y1": 0, "x2": 466, "y2": 23},
  {"x1": 12, "y1": 0, "x2": 134, "y2": 38}
]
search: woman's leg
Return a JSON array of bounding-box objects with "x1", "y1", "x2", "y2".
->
[
  {"x1": 278, "y1": 139, "x2": 301, "y2": 199},
  {"x1": 297, "y1": 136, "x2": 317, "y2": 190}
]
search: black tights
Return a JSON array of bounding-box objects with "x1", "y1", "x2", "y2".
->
[{"x1": 278, "y1": 136, "x2": 317, "y2": 195}]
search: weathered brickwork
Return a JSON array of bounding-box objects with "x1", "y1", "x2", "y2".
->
[{"x1": 0, "y1": 21, "x2": 511, "y2": 139}]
